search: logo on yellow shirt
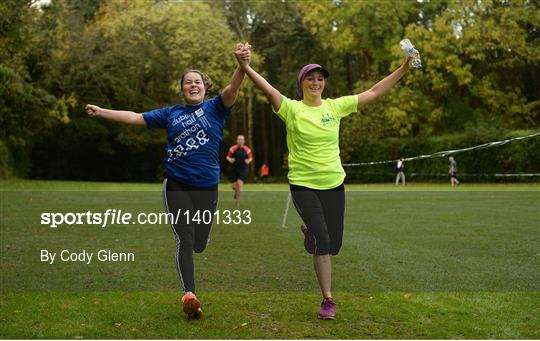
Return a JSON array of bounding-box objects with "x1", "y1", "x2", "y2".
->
[{"x1": 320, "y1": 113, "x2": 337, "y2": 127}]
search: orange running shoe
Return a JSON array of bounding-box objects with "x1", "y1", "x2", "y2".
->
[{"x1": 181, "y1": 292, "x2": 203, "y2": 318}]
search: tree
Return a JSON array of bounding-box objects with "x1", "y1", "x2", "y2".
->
[
  {"x1": 30, "y1": 0, "x2": 239, "y2": 180},
  {"x1": 397, "y1": 0, "x2": 540, "y2": 134},
  {"x1": 0, "y1": 0, "x2": 72, "y2": 177}
]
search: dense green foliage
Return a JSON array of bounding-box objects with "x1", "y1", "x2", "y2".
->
[{"x1": 0, "y1": 0, "x2": 538, "y2": 181}]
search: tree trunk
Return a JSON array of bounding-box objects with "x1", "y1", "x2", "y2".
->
[
  {"x1": 260, "y1": 103, "x2": 269, "y2": 168},
  {"x1": 246, "y1": 83, "x2": 254, "y2": 180}
]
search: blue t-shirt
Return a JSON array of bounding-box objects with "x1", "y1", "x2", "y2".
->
[{"x1": 142, "y1": 95, "x2": 231, "y2": 187}]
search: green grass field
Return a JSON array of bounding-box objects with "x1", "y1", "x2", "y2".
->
[{"x1": 1, "y1": 180, "x2": 539, "y2": 338}]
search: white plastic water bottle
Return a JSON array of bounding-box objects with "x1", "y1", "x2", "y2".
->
[{"x1": 399, "y1": 39, "x2": 422, "y2": 69}]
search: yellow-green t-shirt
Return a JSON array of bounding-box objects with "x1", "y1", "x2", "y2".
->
[{"x1": 274, "y1": 95, "x2": 358, "y2": 189}]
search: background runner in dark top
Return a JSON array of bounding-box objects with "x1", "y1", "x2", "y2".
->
[{"x1": 226, "y1": 134, "x2": 253, "y2": 206}]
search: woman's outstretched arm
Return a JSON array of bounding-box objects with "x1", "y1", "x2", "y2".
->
[
  {"x1": 85, "y1": 104, "x2": 146, "y2": 126},
  {"x1": 357, "y1": 55, "x2": 413, "y2": 107},
  {"x1": 221, "y1": 43, "x2": 253, "y2": 108},
  {"x1": 234, "y1": 43, "x2": 283, "y2": 112},
  {"x1": 221, "y1": 65, "x2": 244, "y2": 108}
]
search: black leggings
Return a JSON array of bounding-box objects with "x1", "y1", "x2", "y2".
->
[
  {"x1": 162, "y1": 177, "x2": 218, "y2": 293},
  {"x1": 290, "y1": 183, "x2": 345, "y2": 256}
]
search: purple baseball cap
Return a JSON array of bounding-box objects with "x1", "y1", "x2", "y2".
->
[{"x1": 297, "y1": 64, "x2": 329, "y2": 98}]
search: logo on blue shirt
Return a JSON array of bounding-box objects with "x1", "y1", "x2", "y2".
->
[{"x1": 142, "y1": 95, "x2": 230, "y2": 187}]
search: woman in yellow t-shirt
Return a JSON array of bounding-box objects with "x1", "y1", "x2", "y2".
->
[{"x1": 235, "y1": 43, "x2": 414, "y2": 319}]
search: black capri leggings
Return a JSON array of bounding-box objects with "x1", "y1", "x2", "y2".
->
[
  {"x1": 162, "y1": 176, "x2": 218, "y2": 293},
  {"x1": 290, "y1": 183, "x2": 345, "y2": 256}
]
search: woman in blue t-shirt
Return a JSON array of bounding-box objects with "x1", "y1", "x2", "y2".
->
[{"x1": 86, "y1": 44, "x2": 251, "y2": 319}]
